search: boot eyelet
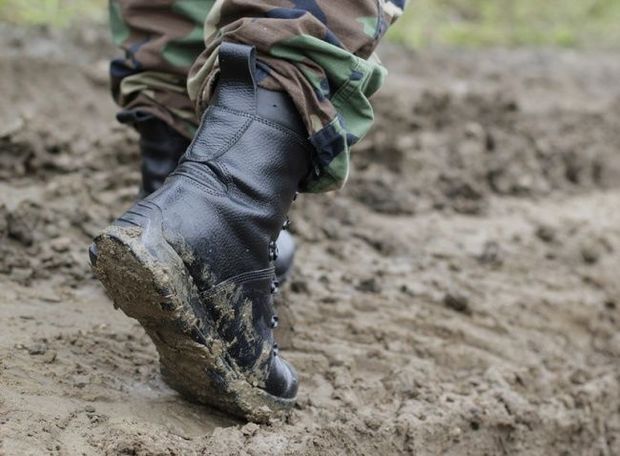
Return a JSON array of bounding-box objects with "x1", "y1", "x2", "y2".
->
[
  {"x1": 282, "y1": 218, "x2": 291, "y2": 231},
  {"x1": 271, "y1": 315, "x2": 279, "y2": 328},
  {"x1": 271, "y1": 279, "x2": 280, "y2": 294},
  {"x1": 269, "y1": 241, "x2": 279, "y2": 261}
]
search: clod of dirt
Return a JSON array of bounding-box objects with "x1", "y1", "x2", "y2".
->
[
  {"x1": 437, "y1": 174, "x2": 487, "y2": 215},
  {"x1": 50, "y1": 236, "x2": 71, "y2": 253},
  {"x1": 609, "y1": 334, "x2": 620, "y2": 357},
  {"x1": 349, "y1": 177, "x2": 416, "y2": 215},
  {"x1": 27, "y1": 342, "x2": 48, "y2": 355},
  {"x1": 535, "y1": 224, "x2": 557, "y2": 243},
  {"x1": 0, "y1": 204, "x2": 8, "y2": 238},
  {"x1": 41, "y1": 350, "x2": 57, "y2": 364},
  {"x1": 290, "y1": 279, "x2": 309, "y2": 294},
  {"x1": 443, "y1": 292, "x2": 472, "y2": 315},
  {"x1": 580, "y1": 240, "x2": 602, "y2": 264},
  {"x1": 6, "y1": 201, "x2": 41, "y2": 246},
  {"x1": 357, "y1": 277, "x2": 383, "y2": 294},
  {"x1": 241, "y1": 422, "x2": 260, "y2": 436},
  {"x1": 477, "y1": 240, "x2": 503, "y2": 267}
]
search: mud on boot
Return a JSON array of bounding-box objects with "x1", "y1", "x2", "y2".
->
[
  {"x1": 90, "y1": 43, "x2": 313, "y2": 422},
  {"x1": 112, "y1": 105, "x2": 297, "y2": 284}
]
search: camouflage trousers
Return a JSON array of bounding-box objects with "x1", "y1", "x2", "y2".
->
[{"x1": 109, "y1": 0, "x2": 408, "y2": 192}]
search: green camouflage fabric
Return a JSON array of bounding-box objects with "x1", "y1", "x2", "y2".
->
[{"x1": 109, "y1": 0, "x2": 408, "y2": 192}]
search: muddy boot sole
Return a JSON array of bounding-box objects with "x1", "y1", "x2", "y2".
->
[{"x1": 90, "y1": 223, "x2": 295, "y2": 422}]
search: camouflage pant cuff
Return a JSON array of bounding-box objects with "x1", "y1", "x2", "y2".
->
[{"x1": 114, "y1": 71, "x2": 199, "y2": 139}]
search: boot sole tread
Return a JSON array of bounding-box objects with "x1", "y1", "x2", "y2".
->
[{"x1": 91, "y1": 225, "x2": 294, "y2": 422}]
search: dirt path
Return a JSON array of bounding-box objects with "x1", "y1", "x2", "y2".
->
[{"x1": 1, "y1": 27, "x2": 619, "y2": 455}]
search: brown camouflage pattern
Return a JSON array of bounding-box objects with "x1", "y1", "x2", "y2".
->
[{"x1": 109, "y1": 0, "x2": 408, "y2": 191}]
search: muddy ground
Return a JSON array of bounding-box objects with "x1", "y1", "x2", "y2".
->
[{"x1": 1, "y1": 26, "x2": 620, "y2": 455}]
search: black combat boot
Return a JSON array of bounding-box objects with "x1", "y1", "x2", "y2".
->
[
  {"x1": 91, "y1": 43, "x2": 312, "y2": 422},
  {"x1": 115, "y1": 110, "x2": 297, "y2": 283},
  {"x1": 122, "y1": 112, "x2": 190, "y2": 199}
]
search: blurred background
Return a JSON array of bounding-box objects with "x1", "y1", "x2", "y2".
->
[{"x1": 1, "y1": 0, "x2": 619, "y2": 48}]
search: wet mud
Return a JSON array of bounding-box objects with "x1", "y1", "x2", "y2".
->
[{"x1": 1, "y1": 26, "x2": 620, "y2": 455}]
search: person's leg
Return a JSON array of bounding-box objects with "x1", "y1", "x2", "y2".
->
[
  {"x1": 189, "y1": 0, "x2": 408, "y2": 192},
  {"x1": 94, "y1": 1, "x2": 408, "y2": 422},
  {"x1": 108, "y1": 0, "x2": 207, "y2": 198},
  {"x1": 107, "y1": 0, "x2": 296, "y2": 282},
  {"x1": 93, "y1": 46, "x2": 308, "y2": 421},
  {"x1": 108, "y1": 0, "x2": 211, "y2": 138}
]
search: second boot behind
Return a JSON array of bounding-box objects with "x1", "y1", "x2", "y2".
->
[{"x1": 119, "y1": 111, "x2": 296, "y2": 283}]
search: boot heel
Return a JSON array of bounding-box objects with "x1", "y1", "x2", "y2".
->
[{"x1": 92, "y1": 227, "x2": 185, "y2": 324}]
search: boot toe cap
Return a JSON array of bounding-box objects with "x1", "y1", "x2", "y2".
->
[{"x1": 265, "y1": 355, "x2": 298, "y2": 399}]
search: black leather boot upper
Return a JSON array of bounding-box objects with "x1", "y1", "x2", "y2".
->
[
  {"x1": 114, "y1": 43, "x2": 312, "y2": 399},
  {"x1": 119, "y1": 104, "x2": 297, "y2": 284}
]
